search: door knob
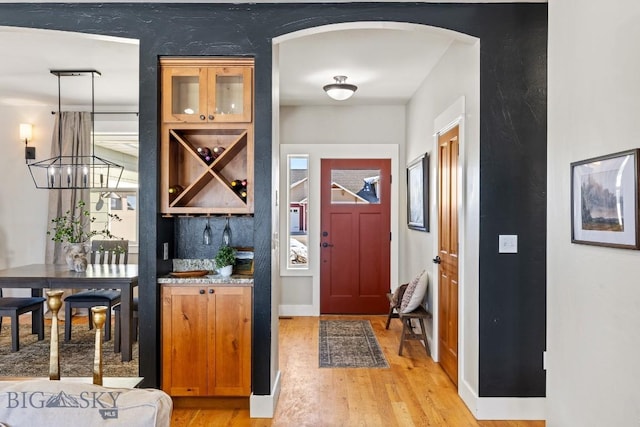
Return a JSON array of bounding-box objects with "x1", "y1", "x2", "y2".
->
[
  {"x1": 321, "y1": 242, "x2": 334, "y2": 248},
  {"x1": 433, "y1": 256, "x2": 441, "y2": 264},
  {"x1": 199, "y1": 114, "x2": 206, "y2": 120}
]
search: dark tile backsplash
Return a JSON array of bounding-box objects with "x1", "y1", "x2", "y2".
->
[{"x1": 175, "y1": 216, "x2": 254, "y2": 259}]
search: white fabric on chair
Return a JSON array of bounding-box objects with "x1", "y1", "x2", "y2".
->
[{"x1": 0, "y1": 380, "x2": 172, "y2": 426}]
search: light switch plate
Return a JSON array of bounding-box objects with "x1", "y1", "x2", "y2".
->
[
  {"x1": 163, "y1": 242, "x2": 169, "y2": 260},
  {"x1": 499, "y1": 235, "x2": 518, "y2": 253}
]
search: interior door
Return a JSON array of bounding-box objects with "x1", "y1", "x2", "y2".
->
[
  {"x1": 320, "y1": 159, "x2": 391, "y2": 314},
  {"x1": 437, "y1": 126, "x2": 459, "y2": 386}
]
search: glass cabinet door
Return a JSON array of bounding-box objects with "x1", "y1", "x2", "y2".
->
[
  {"x1": 208, "y1": 67, "x2": 252, "y2": 123},
  {"x1": 162, "y1": 67, "x2": 208, "y2": 123}
]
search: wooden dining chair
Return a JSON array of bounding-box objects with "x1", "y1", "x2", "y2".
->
[
  {"x1": 0, "y1": 289, "x2": 46, "y2": 352},
  {"x1": 64, "y1": 240, "x2": 128, "y2": 342}
]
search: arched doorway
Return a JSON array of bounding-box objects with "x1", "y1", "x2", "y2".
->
[{"x1": 272, "y1": 21, "x2": 480, "y2": 405}]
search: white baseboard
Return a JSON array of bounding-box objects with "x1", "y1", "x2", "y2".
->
[
  {"x1": 250, "y1": 370, "x2": 281, "y2": 418},
  {"x1": 279, "y1": 304, "x2": 315, "y2": 316},
  {"x1": 459, "y1": 379, "x2": 546, "y2": 420}
]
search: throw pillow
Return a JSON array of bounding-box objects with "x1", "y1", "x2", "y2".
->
[
  {"x1": 390, "y1": 283, "x2": 408, "y2": 307},
  {"x1": 400, "y1": 270, "x2": 428, "y2": 313}
]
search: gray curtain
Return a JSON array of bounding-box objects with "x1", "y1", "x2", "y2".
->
[
  {"x1": 45, "y1": 112, "x2": 92, "y2": 265},
  {"x1": 44, "y1": 112, "x2": 91, "y2": 319}
]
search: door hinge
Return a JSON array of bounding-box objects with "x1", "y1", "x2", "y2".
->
[
  {"x1": 390, "y1": 174, "x2": 392, "y2": 184},
  {"x1": 390, "y1": 232, "x2": 392, "y2": 241}
]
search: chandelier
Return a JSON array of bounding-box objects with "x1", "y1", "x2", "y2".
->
[{"x1": 27, "y1": 69, "x2": 123, "y2": 190}]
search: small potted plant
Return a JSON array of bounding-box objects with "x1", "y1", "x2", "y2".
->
[
  {"x1": 48, "y1": 200, "x2": 122, "y2": 271},
  {"x1": 214, "y1": 245, "x2": 236, "y2": 277}
]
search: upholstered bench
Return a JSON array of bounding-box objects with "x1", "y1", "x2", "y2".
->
[
  {"x1": 0, "y1": 379, "x2": 172, "y2": 426},
  {"x1": 0, "y1": 294, "x2": 172, "y2": 426}
]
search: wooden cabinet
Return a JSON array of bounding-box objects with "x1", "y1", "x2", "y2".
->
[
  {"x1": 160, "y1": 57, "x2": 254, "y2": 214},
  {"x1": 161, "y1": 284, "x2": 252, "y2": 397},
  {"x1": 161, "y1": 58, "x2": 252, "y2": 123}
]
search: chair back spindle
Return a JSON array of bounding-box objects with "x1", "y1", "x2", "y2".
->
[
  {"x1": 64, "y1": 240, "x2": 129, "y2": 344},
  {"x1": 90, "y1": 240, "x2": 129, "y2": 265}
]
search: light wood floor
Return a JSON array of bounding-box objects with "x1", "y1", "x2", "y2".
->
[{"x1": 171, "y1": 315, "x2": 545, "y2": 427}]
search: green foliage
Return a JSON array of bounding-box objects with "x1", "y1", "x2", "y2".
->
[
  {"x1": 214, "y1": 245, "x2": 237, "y2": 268},
  {"x1": 47, "y1": 200, "x2": 122, "y2": 244}
]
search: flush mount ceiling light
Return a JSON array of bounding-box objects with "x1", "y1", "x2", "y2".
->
[
  {"x1": 323, "y1": 75, "x2": 357, "y2": 101},
  {"x1": 28, "y1": 69, "x2": 124, "y2": 190}
]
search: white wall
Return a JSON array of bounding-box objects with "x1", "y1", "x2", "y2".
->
[
  {"x1": 0, "y1": 105, "x2": 53, "y2": 295},
  {"x1": 405, "y1": 38, "x2": 480, "y2": 403},
  {"x1": 547, "y1": 1, "x2": 640, "y2": 425},
  {"x1": 280, "y1": 105, "x2": 405, "y2": 145},
  {"x1": 279, "y1": 105, "x2": 404, "y2": 315}
]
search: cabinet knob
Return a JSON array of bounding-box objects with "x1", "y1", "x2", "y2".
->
[
  {"x1": 199, "y1": 289, "x2": 205, "y2": 294},
  {"x1": 199, "y1": 115, "x2": 206, "y2": 120},
  {"x1": 208, "y1": 115, "x2": 214, "y2": 120},
  {"x1": 209, "y1": 289, "x2": 214, "y2": 294}
]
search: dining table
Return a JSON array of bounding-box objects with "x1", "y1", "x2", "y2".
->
[{"x1": 0, "y1": 263, "x2": 138, "y2": 362}]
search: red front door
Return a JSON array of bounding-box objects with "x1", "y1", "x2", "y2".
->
[{"x1": 320, "y1": 159, "x2": 391, "y2": 314}]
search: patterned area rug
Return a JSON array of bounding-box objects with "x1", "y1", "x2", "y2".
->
[
  {"x1": 0, "y1": 323, "x2": 138, "y2": 377},
  {"x1": 319, "y1": 320, "x2": 389, "y2": 368}
]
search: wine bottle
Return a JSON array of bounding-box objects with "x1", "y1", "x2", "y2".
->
[
  {"x1": 213, "y1": 146, "x2": 225, "y2": 157},
  {"x1": 168, "y1": 185, "x2": 184, "y2": 195},
  {"x1": 230, "y1": 179, "x2": 242, "y2": 190},
  {"x1": 196, "y1": 147, "x2": 213, "y2": 164}
]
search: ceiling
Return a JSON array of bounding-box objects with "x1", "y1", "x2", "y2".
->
[
  {"x1": 278, "y1": 26, "x2": 458, "y2": 106},
  {"x1": 0, "y1": 23, "x2": 469, "y2": 153},
  {"x1": 0, "y1": 27, "x2": 139, "y2": 109}
]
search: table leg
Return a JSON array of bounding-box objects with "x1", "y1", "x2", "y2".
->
[
  {"x1": 31, "y1": 311, "x2": 38, "y2": 335},
  {"x1": 121, "y1": 284, "x2": 133, "y2": 362}
]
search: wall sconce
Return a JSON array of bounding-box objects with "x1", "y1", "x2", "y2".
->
[{"x1": 20, "y1": 123, "x2": 35, "y2": 163}]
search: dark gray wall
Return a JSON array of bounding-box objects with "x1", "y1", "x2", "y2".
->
[
  {"x1": 477, "y1": 7, "x2": 548, "y2": 397},
  {"x1": 0, "y1": 2, "x2": 547, "y2": 398}
]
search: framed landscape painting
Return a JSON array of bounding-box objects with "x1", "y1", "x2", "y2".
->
[
  {"x1": 407, "y1": 153, "x2": 428, "y2": 232},
  {"x1": 571, "y1": 149, "x2": 640, "y2": 249}
]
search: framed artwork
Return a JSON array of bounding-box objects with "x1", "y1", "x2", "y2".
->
[
  {"x1": 571, "y1": 149, "x2": 640, "y2": 249},
  {"x1": 407, "y1": 153, "x2": 429, "y2": 232}
]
